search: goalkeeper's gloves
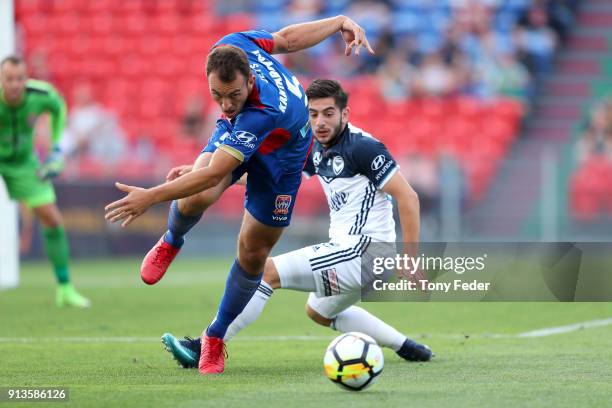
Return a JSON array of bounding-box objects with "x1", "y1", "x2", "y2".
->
[{"x1": 37, "y1": 145, "x2": 65, "y2": 181}]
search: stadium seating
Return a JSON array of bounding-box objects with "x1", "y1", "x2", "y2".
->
[
  {"x1": 15, "y1": 1, "x2": 523, "y2": 216},
  {"x1": 570, "y1": 156, "x2": 612, "y2": 221}
]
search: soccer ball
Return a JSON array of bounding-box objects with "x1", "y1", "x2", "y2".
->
[{"x1": 323, "y1": 332, "x2": 384, "y2": 391}]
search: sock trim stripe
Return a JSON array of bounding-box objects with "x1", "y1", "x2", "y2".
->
[{"x1": 257, "y1": 284, "x2": 273, "y2": 297}]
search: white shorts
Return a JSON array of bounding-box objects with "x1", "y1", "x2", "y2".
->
[
  {"x1": 273, "y1": 235, "x2": 372, "y2": 297},
  {"x1": 272, "y1": 235, "x2": 391, "y2": 319}
]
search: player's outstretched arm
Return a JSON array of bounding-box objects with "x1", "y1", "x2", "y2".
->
[
  {"x1": 382, "y1": 172, "x2": 420, "y2": 244},
  {"x1": 272, "y1": 15, "x2": 374, "y2": 56},
  {"x1": 382, "y1": 172, "x2": 426, "y2": 284},
  {"x1": 105, "y1": 149, "x2": 240, "y2": 227}
]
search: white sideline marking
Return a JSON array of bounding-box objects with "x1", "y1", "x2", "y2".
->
[
  {"x1": 516, "y1": 317, "x2": 612, "y2": 338},
  {"x1": 0, "y1": 318, "x2": 611, "y2": 344},
  {"x1": 0, "y1": 336, "x2": 331, "y2": 344}
]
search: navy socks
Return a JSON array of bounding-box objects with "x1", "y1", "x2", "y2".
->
[
  {"x1": 164, "y1": 200, "x2": 202, "y2": 248},
  {"x1": 206, "y1": 259, "x2": 263, "y2": 339}
]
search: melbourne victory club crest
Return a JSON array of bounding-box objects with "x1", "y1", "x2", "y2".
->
[
  {"x1": 274, "y1": 194, "x2": 292, "y2": 215},
  {"x1": 332, "y1": 156, "x2": 344, "y2": 175},
  {"x1": 313, "y1": 151, "x2": 322, "y2": 167}
]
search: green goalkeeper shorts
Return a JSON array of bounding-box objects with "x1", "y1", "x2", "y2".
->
[{"x1": 0, "y1": 155, "x2": 56, "y2": 208}]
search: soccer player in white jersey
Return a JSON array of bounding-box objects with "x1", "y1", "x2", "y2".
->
[{"x1": 162, "y1": 79, "x2": 432, "y2": 368}]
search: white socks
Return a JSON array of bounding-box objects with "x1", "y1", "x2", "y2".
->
[
  {"x1": 224, "y1": 282, "x2": 406, "y2": 352},
  {"x1": 331, "y1": 306, "x2": 406, "y2": 351},
  {"x1": 224, "y1": 281, "x2": 273, "y2": 341}
]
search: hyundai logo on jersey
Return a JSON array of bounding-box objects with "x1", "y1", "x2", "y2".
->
[
  {"x1": 371, "y1": 154, "x2": 386, "y2": 171},
  {"x1": 235, "y1": 131, "x2": 257, "y2": 144}
]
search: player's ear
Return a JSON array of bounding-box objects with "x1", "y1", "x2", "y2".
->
[
  {"x1": 341, "y1": 106, "x2": 350, "y2": 124},
  {"x1": 247, "y1": 74, "x2": 255, "y2": 91}
]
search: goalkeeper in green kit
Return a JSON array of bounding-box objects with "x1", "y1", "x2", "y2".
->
[{"x1": 0, "y1": 56, "x2": 89, "y2": 307}]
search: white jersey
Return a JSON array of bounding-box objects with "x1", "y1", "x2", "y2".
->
[{"x1": 304, "y1": 123, "x2": 398, "y2": 242}]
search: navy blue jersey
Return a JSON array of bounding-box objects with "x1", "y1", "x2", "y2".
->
[
  {"x1": 304, "y1": 124, "x2": 398, "y2": 241},
  {"x1": 213, "y1": 30, "x2": 312, "y2": 182},
  {"x1": 202, "y1": 30, "x2": 312, "y2": 227}
]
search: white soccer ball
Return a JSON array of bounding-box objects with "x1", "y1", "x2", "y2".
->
[{"x1": 323, "y1": 332, "x2": 384, "y2": 391}]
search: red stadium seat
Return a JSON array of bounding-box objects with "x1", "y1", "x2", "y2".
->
[
  {"x1": 87, "y1": 0, "x2": 118, "y2": 13},
  {"x1": 50, "y1": 13, "x2": 81, "y2": 35},
  {"x1": 492, "y1": 98, "x2": 524, "y2": 122},
  {"x1": 52, "y1": 0, "x2": 88, "y2": 13},
  {"x1": 186, "y1": 14, "x2": 220, "y2": 35},
  {"x1": 569, "y1": 157, "x2": 612, "y2": 220},
  {"x1": 120, "y1": 13, "x2": 149, "y2": 35},
  {"x1": 119, "y1": 0, "x2": 144, "y2": 13},
  {"x1": 102, "y1": 36, "x2": 138, "y2": 57},
  {"x1": 156, "y1": 0, "x2": 181, "y2": 14},
  {"x1": 138, "y1": 36, "x2": 172, "y2": 57},
  {"x1": 148, "y1": 14, "x2": 177, "y2": 35},
  {"x1": 90, "y1": 13, "x2": 115, "y2": 35},
  {"x1": 19, "y1": 14, "x2": 49, "y2": 37},
  {"x1": 218, "y1": 13, "x2": 254, "y2": 35}
]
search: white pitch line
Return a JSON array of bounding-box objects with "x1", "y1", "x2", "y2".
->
[
  {"x1": 516, "y1": 317, "x2": 612, "y2": 338},
  {"x1": 0, "y1": 336, "x2": 332, "y2": 344},
  {"x1": 0, "y1": 318, "x2": 611, "y2": 344}
]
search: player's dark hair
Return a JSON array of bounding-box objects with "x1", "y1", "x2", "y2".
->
[
  {"x1": 206, "y1": 45, "x2": 250, "y2": 83},
  {"x1": 306, "y1": 79, "x2": 349, "y2": 110},
  {"x1": 0, "y1": 55, "x2": 25, "y2": 68}
]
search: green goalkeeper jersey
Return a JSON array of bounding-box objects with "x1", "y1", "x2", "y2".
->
[{"x1": 0, "y1": 79, "x2": 67, "y2": 163}]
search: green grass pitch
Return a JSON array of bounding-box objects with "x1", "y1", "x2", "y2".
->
[{"x1": 1, "y1": 258, "x2": 611, "y2": 407}]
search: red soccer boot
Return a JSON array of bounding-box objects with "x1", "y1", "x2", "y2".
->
[
  {"x1": 140, "y1": 237, "x2": 180, "y2": 285},
  {"x1": 199, "y1": 335, "x2": 227, "y2": 374}
]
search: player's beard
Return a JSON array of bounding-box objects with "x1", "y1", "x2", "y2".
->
[{"x1": 321, "y1": 117, "x2": 345, "y2": 148}]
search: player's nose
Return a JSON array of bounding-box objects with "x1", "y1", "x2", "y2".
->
[{"x1": 221, "y1": 99, "x2": 234, "y2": 112}]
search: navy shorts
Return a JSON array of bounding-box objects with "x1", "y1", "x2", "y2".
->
[{"x1": 201, "y1": 123, "x2": 303, "y2": 228}]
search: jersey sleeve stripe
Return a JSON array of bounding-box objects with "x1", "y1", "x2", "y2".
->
[
  {"x1": 218, "y1": 145, "x2": 245, "y2": 162},
  {"x1": 376, "y1": 165, "x2": 399, "y2": 189}
]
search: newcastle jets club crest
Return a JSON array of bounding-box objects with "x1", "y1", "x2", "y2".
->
[{"x1": 274, "y1": 194, "x2": 292, "y2": 215}]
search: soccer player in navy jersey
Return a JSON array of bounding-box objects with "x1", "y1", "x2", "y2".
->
[
  {"x1": 161, "y1": 79, "x2": 433, "y2": 370},
  {"x1": 105, "y1": 16, "x2": 374, "y2": 374}
]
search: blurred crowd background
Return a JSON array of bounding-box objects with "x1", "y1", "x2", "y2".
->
[{"x1": 7, "y1": 0, "x2": 612, "y2": 257}]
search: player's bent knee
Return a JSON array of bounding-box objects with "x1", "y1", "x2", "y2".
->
[
  {"x1": 262, "y1": 258, "x2": 281, "y2": 289},
  {"x1": 305, "y1": 304, "x2": 332, "y2": 327},
  {"x1": 238, "y1": 235, "x2": 274, "y2": 273},
  {"x1": 238, "y1": 247, "x2": 269, "y2": 274}
]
